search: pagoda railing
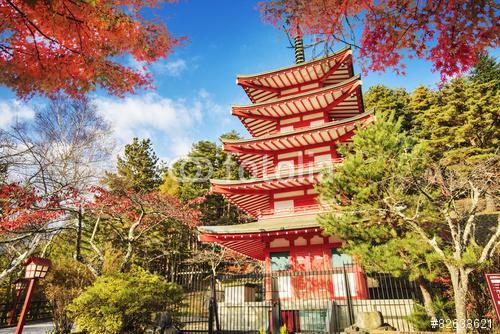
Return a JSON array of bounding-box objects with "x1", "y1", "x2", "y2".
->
[
  {"x1": 264, "y1": 158, "x2": 344, "y2": 177},
  {"x1": 256, "y1": 204, "x2": 331, "y2": 218}
]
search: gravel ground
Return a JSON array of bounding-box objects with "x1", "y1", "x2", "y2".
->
[{"x1": 0, "y1": 321, "x2": 54, "y2": 334}]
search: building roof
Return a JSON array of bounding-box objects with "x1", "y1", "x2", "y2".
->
[
  {"x1": 210, "y1": 168, "x2": 322, "y2": 217},
  {"x1": 199, "y1": 212, "x2": 320, "y2": 234},
  {"x1": 237, "y1": 47, "x2": 353, "y2": 104},
  {"x1": 198, "y1": 214, "x2": 325, "y2": 260},
  {"x1": 223, "y1": 111, "x2": 374, "y2": 177},
  {"x1": 233, "y1": 75, "x2": 363, "y2": 137}
]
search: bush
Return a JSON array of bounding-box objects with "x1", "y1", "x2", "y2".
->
[
  {"x1": 43, "y1": 258, "x2": 95, "y2": 334},
  {"x1": 67, "y1": 268, "x2": 183, "y2": 334}
]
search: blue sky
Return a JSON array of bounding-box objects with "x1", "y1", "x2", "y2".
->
[{"x1": 0, "y1": 0, "x2": 489, "y2": 165}]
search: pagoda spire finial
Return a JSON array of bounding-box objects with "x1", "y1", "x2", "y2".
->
[{"x1": 294, "y1": 35, "x2": 305, "y2": 64}]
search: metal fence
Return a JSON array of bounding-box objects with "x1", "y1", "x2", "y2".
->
[
  {"x1": 0, "y1": 300, "x2": 52, "y2": 328},
  {"x1": 172, "y1": 265, "x2": 422, "y2": 334}
]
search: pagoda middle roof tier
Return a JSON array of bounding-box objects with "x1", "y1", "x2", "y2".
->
[
  {"x1": 233, "y1": 75, "x2": 363, "y2": 137},
  {"x1": 210, "y1": 168, "x2": 321, "y2": 217},
  {"x1": 237, "y1": 46, "x2": 353, "y2": 104},
  {"x1": 222, "y1": 112, "x2": 373, "y2": 177}
]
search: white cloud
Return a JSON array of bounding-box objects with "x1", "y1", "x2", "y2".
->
[
  {"x1": 94, "y1": 90, "x2": 223, "y2": 162},
  {"x1": 0, "y1": 100, "x2": 35, "y2": 129},
  {"x1": 153, "y1": 59, "x2": 188, "y2": 77},
  {"x1": 127, "y1": 57, "x2": 188, "y2": 77},
  {"x1": 198, "y1": 89, "x2": 225, "y2": 114}
]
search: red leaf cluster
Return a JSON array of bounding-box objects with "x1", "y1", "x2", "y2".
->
[
  {"x1": 87, "y1": 187, "x2": 201, "y2": 229},
  {"x1": 259, "y1": 0, "x2": 498, "y2": 79},
  {"x1": 0, "y1": 183, "x2": 64, "y2": 232},
  {"x1": 0, "y1": 0, "x2": 183, "y2": 98}
]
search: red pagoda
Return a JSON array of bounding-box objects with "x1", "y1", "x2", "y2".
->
[{"x1": 198, "y1": 45, "x2": 374, "y2": 299}]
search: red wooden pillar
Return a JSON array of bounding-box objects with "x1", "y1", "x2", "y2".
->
[
  {"x1": 8, "y1": 288, "x2": 23, "y2": 326},
  {"x1": 15, "y1": 278, "x2": 36, "y2": 334}
]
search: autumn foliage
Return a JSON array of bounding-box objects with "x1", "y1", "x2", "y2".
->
[
  {"x1": 259, "y1": 0, "x2": 499, "y2": 79},
  {"x1": 0, "y1": 0, "x2": 181, "y2": 98},
  {"x1": 0, "y1": 183, "x2": 64, "y2": 232},
  {"x1": 88, "y1": 187, "x2": 200, "y2": 229}
]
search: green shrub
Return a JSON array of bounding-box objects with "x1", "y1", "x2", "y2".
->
[
  {"x1": 43, "y1": 257, "x2": 95, "y2": 334},
  {"x1": 67, "y1": 268, "x2": 183, "y2": 334}
]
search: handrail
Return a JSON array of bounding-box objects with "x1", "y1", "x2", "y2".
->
[
  {"x1": 256, "y1": 204, "x2": 331, "y2": 218},
  {"x1": 264, "y1": 158, "x2": 344, "y2": 177}
]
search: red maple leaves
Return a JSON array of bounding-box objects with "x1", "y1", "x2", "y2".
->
[
  {"x1": 1, "y1": 184, "x2": 200, "y2": 234},
  {"x1": 259, "y1": 0, "x2": 499, "y2": 79},
  {"x1": 0, "y1": 0, "x2": 182, "y2": 98},
  {"x1": 88, "y1": 186, "x2": 201, "y2": 230},
  {"x1": 0, "y1": 183, "x2": 64, "y2": 232}
]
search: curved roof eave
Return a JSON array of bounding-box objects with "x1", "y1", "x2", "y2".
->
[{"x1": 236, "y1": 46, "x2": 351, "y2": 81}]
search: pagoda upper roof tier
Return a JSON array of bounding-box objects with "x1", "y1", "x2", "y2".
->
[
  {"x1": 233, "y1": 75, "x2": 363, "y2": 137},
  {"x1": 222, "y1": 112, "x2": 374, "y2": 177},
  {"x1": 210, "y1": 168, "x2": 322, "y2": 217},
  {"x1": 237, "y1": 47, "x2": 353, "y2": 104}
]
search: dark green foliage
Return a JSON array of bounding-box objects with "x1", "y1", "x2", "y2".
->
[
  {"x1": 470, "y1": 54, "x2": 500, "y2": 91},
  {"x1": 171, "y1": 131, "x2": 252, "y2": 226},
  {"x1": 104, "y1": 138, "x2": 164, "y2": 193},
  {"x1": 68, "y1": 268, "x2": 183, "y2": 334},
  {"x1": 412, "y1": 77, "x2": 499, "y2": 167},
  {"x1": 318, "y1": 114, "x2": 438, "y2": 280},
  {"x1": 364, "y1": 85, "x2": 412, "y2": 131},
  {"x1": 319, "y1": 56, "x2": 499, "y2": 326},
  {"x1": 406, "y1": 296, "x2": 454, "y2": 331}
]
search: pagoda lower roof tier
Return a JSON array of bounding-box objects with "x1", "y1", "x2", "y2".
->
[
  {"x1": 233, "y1": 75, "x2": 363, "y2": 137},
  {"x1": 237, "y1": 47, "x2": 353, "y2": 104},
  {"x1": 211, "y1": 168, "x2": 322, "y2": 217},
  {"x1": 223, "y1": 112, "x2": 374, "y2": 177},
  {"x1": 198, "y1": 214, "x2": 339, "y2": 260}
]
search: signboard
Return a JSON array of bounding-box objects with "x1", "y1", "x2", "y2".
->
[{"x1": 485, "y1": 273, "x2": 500, "y2": 320}]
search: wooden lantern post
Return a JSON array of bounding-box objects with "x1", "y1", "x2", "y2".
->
[
  {"x1": 15, "y1": 257, "x2": 51, "y2": 334},
  {"x1": 8, "y1": 279, "x2": 28, "y2": 326}
]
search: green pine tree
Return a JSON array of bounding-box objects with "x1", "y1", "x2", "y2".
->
[
  {"x1": 104, "y1": 138, "x2": 164, "y2": 193},
  {"x1": 470, "y1": 54, "x2": 500, "y2": 91},
  {"x1": 364, "y1": 85, "x2": 412, "y2": 130},
  {"x1": 319, "y1": 107, "x2": 498, "y2": 333},
  {"x1": 171, "y1": 131, "x2": 252, "y2": 226},
  {"x1": 413, "y1": 77, "x2": 499, "y2": 167}
]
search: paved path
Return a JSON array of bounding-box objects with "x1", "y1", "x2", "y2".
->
[{"x1": 0, "y1": 321, "x2": 54, "y2": 334}]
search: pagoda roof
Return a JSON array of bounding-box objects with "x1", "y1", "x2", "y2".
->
[
  {"x1": 223, "y1": 111, "x2": 374, "y2": 177},
  {"x1": 211, "y1": 168, "x2": 322, "y2": 217},
  {"x1": 237, "y1": 47, "x2": 353, "y2": 104},
  {"x1": 233, "y1": 75, "x2": 363, "y2": 137},
  {"x1": 198, "y1": 214, "x2": 327, "y2": 260}
]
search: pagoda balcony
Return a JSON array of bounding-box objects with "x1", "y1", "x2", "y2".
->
[
  {"x1": 264, "y1": 158, "x2": 344, "y2": 177},
  {"x1": 256, "y1": 203, "x2": 330, "y2": 219}
]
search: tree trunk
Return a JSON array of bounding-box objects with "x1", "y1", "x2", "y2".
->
[
  {"x1": 74, "y1": 206, "x2": 83, "y2": 262},
  {"x1": 417, "y1": 277, "x2": 437, "y2": 320},
  {"x1": 120, "y1": 240, "x2": 134, "y2": 272},
  {"x1": 448, "y1": 266, "x2": 470, "y2": 334},
  {"x1": 485, "y1": 192, "x2": 496, "y2": 212}
]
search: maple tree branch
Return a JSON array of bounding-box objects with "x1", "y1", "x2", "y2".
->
[
  {"x1": 330, "y1": 33, "x2": 361, "y2": 49},
  {"x1": 5, "y1": 0, "x2": 80, "y2": 55},
  {"x1": 24, "y1": 21, "x2": 42, "y2": 66}
]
